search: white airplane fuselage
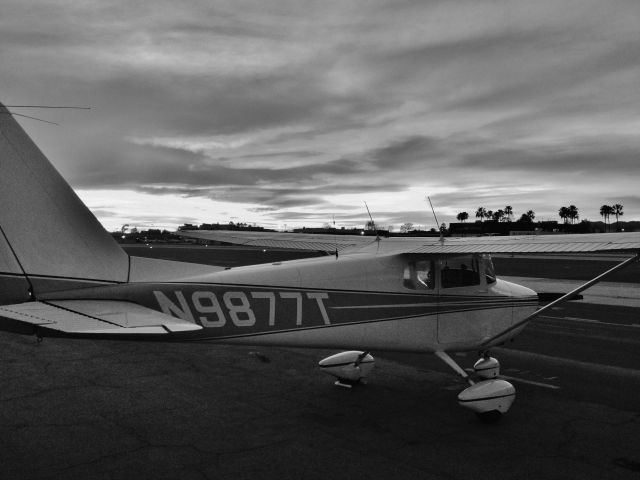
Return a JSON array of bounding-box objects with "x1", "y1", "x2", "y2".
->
[{"x1": 40, "y1": 252, "x2": 538, "y2": 352}]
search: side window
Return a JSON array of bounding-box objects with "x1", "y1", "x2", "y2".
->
[
  {"x1": 441, "y1": 257, "x2": 480, "y2": 288},
  {"x1": 416, "y1": 261, "x2": 435, "y2": 289},
  {"x1": 403, "y1": 260, "x2": 435, "y2": 290}
]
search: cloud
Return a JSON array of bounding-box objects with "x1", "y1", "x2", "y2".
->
[
  {"x1": 369, "y1": 136, "x2": 444, "y2": 169},
  {"x1": 3, "y1": 0, "x2": 640, "y2": 230}
]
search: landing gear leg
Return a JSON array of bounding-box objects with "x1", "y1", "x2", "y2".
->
[
  {"x1": 435, "y1": 351, "x2": 515, "y2": 423},
  {"x1": 434, "y1": 351, "x2": 474, "y2": 386}
]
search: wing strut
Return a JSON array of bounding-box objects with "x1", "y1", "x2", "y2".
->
[
  {"x1": 482, "y1": 252, "x2": 640, "y2": 347},
  {"x1": 435, "y1": 351, "x2": 474, "y2": 386}
]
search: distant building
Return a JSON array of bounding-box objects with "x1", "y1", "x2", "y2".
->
[{"x1": 447, "y1": 221, "x2": 560, "y2": 236}]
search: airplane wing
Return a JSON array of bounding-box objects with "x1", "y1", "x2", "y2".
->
[
  {"x1": 400, "y1": 232, "x2": 640, "y2": 254},
  {"x1": 0, "y1": 300, "x2": 201, "y2": 335},
  {"x1": 180, "y1": 230, "x2": 378, "y2": 252},
  {"x1": 180, "y1": 230, "x2": 640, "y2": 255}
]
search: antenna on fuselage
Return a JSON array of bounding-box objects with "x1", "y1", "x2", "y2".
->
[
  {"x1": 332, "y1": 214, "x2": 338, "y2": 259},
  {"x1": 426, "y1": 196, "x2": 444, "y2": 243},
  {"x1": 364, "y1": 202, "x2": 380, "y2": 242}
]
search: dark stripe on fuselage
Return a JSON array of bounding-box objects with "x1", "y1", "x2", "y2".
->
[
  {"x1": 33, "y1": 280, "x2": 538, "y2": 342},
  {"x1": 0, "y1": 271, "x2": 28, "y2": 278},
  {"x1": 187, "y1": 301, "x2": 537, "y2": 342}
]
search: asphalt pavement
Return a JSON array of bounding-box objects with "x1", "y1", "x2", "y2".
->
[{"x1": 0, "y1": 245, "x2": 638, "y2": 479}]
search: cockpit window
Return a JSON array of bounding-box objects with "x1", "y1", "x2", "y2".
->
[
  {"x1": 441, "y1": 256, "x2": 480, "y2": 288},
  {"x1": 403, "y1": 260, "x2": 435, "y2": 290}
]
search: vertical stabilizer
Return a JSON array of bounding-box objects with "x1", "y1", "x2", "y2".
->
[{"x1": 0, "y1": 103, "x2": 129, "y2": 291}]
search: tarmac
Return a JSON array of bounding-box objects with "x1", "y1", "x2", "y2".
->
[
  {"x1": 502, "y1": 276, "x2": 640, "y2": 307},
  {"x1": 1, "y1": 247, "x2": 639, "y2": 479}
]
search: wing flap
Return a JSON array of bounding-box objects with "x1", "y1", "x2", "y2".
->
[{"x1": 0, "y1": 300, "x2": 201, "y2": 334}]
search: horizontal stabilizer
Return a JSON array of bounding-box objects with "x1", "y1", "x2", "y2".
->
[{"x1": 0, "y1": 300, "x2": 201, "y2": 335}]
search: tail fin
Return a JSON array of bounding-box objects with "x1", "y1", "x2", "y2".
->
[{"x1": 0, "y1": 102, "x2": 129, "y2": 301}]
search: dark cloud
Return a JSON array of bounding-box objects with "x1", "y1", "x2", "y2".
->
[
  {"x1": 446, "y1": 41, "x2": 640, "y2": 115},
  {"x1": 132, "y1": 171, "x2": 407, "y2": 210},
  {"x1": 71, "y1": 142, "x2": 373, "y2": 189},
  {"x1": 458, "y1": 140, "x2": 640, "y2": 176},
  {"x1": 3, "y1": 0, "x2": 640, "y2": 229},
  {"x1": 370, "y1": 135, "x2": 444, "y2": 169}
]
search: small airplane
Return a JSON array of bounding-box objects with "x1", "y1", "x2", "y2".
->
[{"x1": 1, "y1": 101, "x2": 639, "y2": 422}]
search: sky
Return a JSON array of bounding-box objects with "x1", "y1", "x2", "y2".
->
[{"x1": 2, "y1": 0, "x2": 640, "y2": 232}]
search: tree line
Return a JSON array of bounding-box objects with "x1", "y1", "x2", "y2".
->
[
  {"x1": 454, "y1": 203, "x2": 626, "y2": 231},
  {"x1": 456, "y1": 206, "x2": 535, "y2": 223},
  {"x1": 599, "y1": 204, "x2": 624, "y2": 232}
]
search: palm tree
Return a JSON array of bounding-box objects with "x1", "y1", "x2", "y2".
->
[
  {"x1": 526, "y1": 210, "x2": 535, "y2": 221},
  {"x1": 613, "y1": 203, "x2": 624, "y2": 231},
  {"x1": 492, "y1": 209, "x2": 505, "y2": 222},
  {"x1": 456, "y1": 212, "x2": 469, "y2": 223},
  {"x1": 486, "y1": 210, "x2": 494, "y2": 221},
  {"x1": 600, "y1": 205, "x2": 613, "y2": 232},
  {"x1": 475, "y1": 207, "x2": 486, "y2": 222},
  {"x1": 504, "y1": 205, "x2": 513, "y2": 222},
  {"x1": 567, "y1": 205, "x2": 579, "y2": 224},
  {"x1": 558, "y1": 206, "x2": 569, "y2": 224}
]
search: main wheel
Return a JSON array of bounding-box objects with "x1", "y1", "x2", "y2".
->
[{"x1": 476, "y1": 410, "x2": 503, "y2": 424}]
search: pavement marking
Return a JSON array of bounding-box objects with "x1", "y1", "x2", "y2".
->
[
  {"x1": 499, "y1": 374, "x2": 561, "y2": 390},
  {"x1": 563, "y1": 316, "x2": 599, "y2": 323},
  {"x1": 464, "y1": 368, "x2": 560, "y2": 390},
  {"x1": 495, "y1": 347, "x2": 640, "y2": 380},
  {"x1": 539, "y1": 315, "x2": 640, "y2": 329},
  {"x1": 502, "y1": 276, "x2": 640, "y2": 307}
]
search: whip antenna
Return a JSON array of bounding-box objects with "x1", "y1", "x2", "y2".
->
[
  {"x1": 332, "y1": 214, "x2": 338, "y2": 259},
  {"x1": 4, "y1": 105, "x2": 90, "y2": 109},
  {"x1": 364, "y1": 202, "x2": 380, "y2": 241},
  {"x1": 426, "y1": 196, "x2": 444, "y2": 242}
]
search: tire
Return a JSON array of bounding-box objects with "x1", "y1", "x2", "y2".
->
[{"x1": 476, "y1": 410, "x2": 502, "y2": 424}]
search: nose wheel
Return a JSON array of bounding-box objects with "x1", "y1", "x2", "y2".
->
[{"x1": 476, "y1": 409, "x2": 503, "y2": 424}]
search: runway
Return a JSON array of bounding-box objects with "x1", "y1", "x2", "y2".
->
[{"x1": 1, "y1": 246, "x2": 639, "y2": 479}]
